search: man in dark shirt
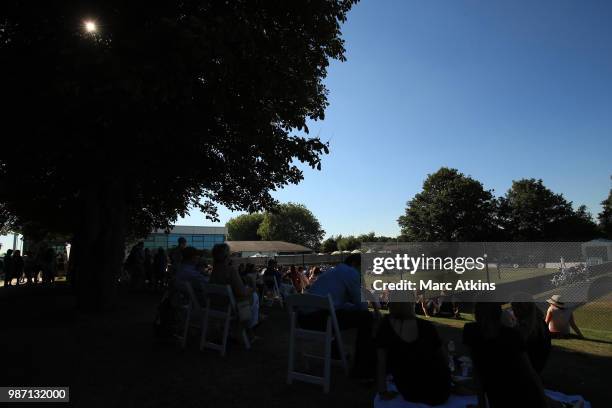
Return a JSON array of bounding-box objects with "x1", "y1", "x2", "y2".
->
[{"x1": 301, "y1": 254, "x2": 379, "y2": 380}]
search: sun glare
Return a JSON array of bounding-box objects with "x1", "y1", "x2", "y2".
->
[{"x1": 84, "y1": 21, "x2": 97, "y2": 33}]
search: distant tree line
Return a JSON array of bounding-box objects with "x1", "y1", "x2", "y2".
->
[
  {"x1": 228, "y1": 169, "x2": 611, "y2": 251},
  {"x1": 398, "y1": 167, "x2": 611, "y2": 242}
]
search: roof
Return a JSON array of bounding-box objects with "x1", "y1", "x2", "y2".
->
[
  {"x1": 226, "y1": 241, "x2": 312, "y2": 253},
  {"x1": 153, "y1": 225, "x2": 227, "y2": 235}
]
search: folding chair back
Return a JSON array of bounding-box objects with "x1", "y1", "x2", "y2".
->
[
  {"x1": 285, "y1": 294, "x2": 348, "y2": 393},
  {"x1": 263, "y1": 276, "x2": 284, "y2": 308},
  {"x1": 201, "y1": 283, "x2": 251, "y2": 356},
  {"x1": 176, "y1": 281, "x2": 205, "y2": 349}
]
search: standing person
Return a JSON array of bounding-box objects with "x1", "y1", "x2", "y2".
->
[
  {"x1": 302, "y1": 254, "x2": 380, "y2": 380},
  {"x1": 463, "y1": 302, "x2": 548, "y2": 408},
  {"x1": 23, "y1": 251, "x2": 36, "y2": 285},
  {"x1": 3, "y1": 249, "x2": 13, "y2": 287},
  {"x1": 153, "y1": 247, "x2": 167, "y2": 289},
  {"x1": 12, "y1": 250, "x2": 24, "y2": 286},
  {"x1": 169, "y1": 237, "x2": 187, "y2": 277},
  {"x1": 126, "y1": 242, "x2": 145, "y2": 291}
]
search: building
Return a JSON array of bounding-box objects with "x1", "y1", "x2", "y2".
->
[
  {"x1": 582, "y1": 239, "x2": 612, "y2": 264},
  {"x1": 226, "y1": 241, "x2": 312, "y2": 258},
  {"x1": 143, "y1": 225, "x2": 227, "y2": 251}
]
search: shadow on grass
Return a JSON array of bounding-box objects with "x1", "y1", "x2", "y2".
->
[{"x1": 1, "y1": 285, "x2": 610, "y2": 408}]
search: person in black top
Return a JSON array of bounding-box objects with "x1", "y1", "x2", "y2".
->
[
  {"x1": 463, "y1": 302, "x2": 547, "y2": 408},
  {"x1": 510, "y1": 301, "x2": 551, "y2": 375},
  {"x1": 12, "y1": 250, "x2": 24, "y2": 286},
  {"x1": 376, "y1": 292, "x2": 450, "y2": 405}
]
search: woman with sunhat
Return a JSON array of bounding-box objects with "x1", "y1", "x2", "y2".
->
[{"x1": 544, "y1": 295, "x2": 584, "y2": 339}]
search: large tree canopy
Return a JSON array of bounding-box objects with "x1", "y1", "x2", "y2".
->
[
  {"x1": 0, "y1": 0, "x2": 357, "y2": 308},
  {"x1": 257, "y1": 203, "x2": 324, "y2": 249},
  {"x1": 320, "y1": 236, "x2": 339, "y2": 253},
  {"x1": 597, "y1": 189, "x2": 612, "y2": 239},
  {"x1": 398, "y1": 168, "x2": 499, "y2": 241},
  {"x1": 498, "y1": 179, "x2": 599, "y2": 241},
  {"x1": 226, "y1": 213, "x2": 264, "y2": 241}
]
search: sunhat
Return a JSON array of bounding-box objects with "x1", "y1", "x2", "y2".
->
[{"x1": 546, "y1": 294, "x2": 565, "y2": 309}]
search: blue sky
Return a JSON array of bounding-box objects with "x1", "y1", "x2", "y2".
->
[
  {"x1": 2, "y1": 0, "x2": 611, "y2": 251},
  {"x1": 181, "y1": 0, "x2": 612, "y2": 238}
]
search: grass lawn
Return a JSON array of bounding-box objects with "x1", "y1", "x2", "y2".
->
[
  {"x1": 425, "y1": 313, "x2": 612, "y2": 357},
  {"x1": 1, "y1": 284, "x2": 610, "y2": 407}
]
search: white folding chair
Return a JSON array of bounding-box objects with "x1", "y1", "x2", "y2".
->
[
  {"x1": 200, "y1": 283, "x2": 251, "y2": 356},
  {"x1": 176, "y1": 281, "x2": 206, "y2": 349},
  {"x1": 263, "y1": 277, "x2": 284, "y2": 308},
  {"x1": 285, "y1": 294, "x2": 349, "y2": 393}
]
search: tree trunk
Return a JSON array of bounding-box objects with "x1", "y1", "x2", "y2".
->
[{"x1": 70, "y1": 181, "x2": 126, "y2": 311}]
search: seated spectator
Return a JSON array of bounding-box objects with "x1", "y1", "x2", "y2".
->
[
  {"x1": 376, "y1": 292, "x2": 450, "y2": 404},
  {"x1": 209, "y1": 243, "x2": 259, "y2": 329},
  {"x1": 308, "y1": 266, "x2": 322, "y2": 285},
  {"x1": 301, "y1": 254, "x2": 379, "y2": 380},
  {"x1": 545, "y1": 295, "x2": 583, "y2": 339},
  {"x1": 243, "y1": 263, "x2": 257, "y2": 289},
  {"x1": 378, "y1": 290, "x2": 390, "y2": 310},
  {"x1": 262, "y1": 259, "x2": 282, "y2": 287},
  {"x1": 175, "y1": 246, "x2": 208, "y2": 304},
  {"x1": 509, "y1": 301, "x2": 551, "y2": 375},
  {"x1": 284, "y1": 265, "x2": 309, "y2": 294},
  {"x1": 417, "y1": 293, "x2": 441, "y2": 317},
  {"x1": 463, "y1": 302, "x2": 548, "y2": 408}
]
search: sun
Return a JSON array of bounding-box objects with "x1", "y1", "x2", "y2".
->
[{"x1": 84, "y1": 21, "x2": 97, "y2": 33}]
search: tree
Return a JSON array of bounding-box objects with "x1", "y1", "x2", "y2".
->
[
  {"x1": 321, "y1": 236, "x2": 339, "y2": 253},
  {"x1": 257, "y1": 203, "x2": 325, "y2": 249},
  {"x1": 598, "y1": 189, "x2": 612, "y2": 239},
  {"x1": 226, "y1": 213, "x2": 264, "y2": 241},
  {"x1": 498, "y1": 179, "x2": 599, "y2": 241},
  {"x1": 397, "y1": 168, "x2": 499, "y2": 241},
  {"x1": 0, "y1": 1, "x2": 356, "y2": 309},
  {"x1": 356, "y1": 232, "x2": 395, "y2": 242},
  {"x1": 337, "y1": 235, "x2": 360, "y2": 251}
]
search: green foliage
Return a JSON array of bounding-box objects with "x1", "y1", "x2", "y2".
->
[
  {"x1": 598, "y1": 189, "x2": 612, "y2": 239},
  {"x1": 498, "y1": 179, "x2": 599, "y2": 241},
  {"x1": 257, "y1": 203, "x2": 324, "y2": 249},
  {"x1": 397, "y1": 167, "x2": 499, "y2": 241},
  {"x1": 0, "y1": 0, "x2": 357, "y2": 239},
  {"x1": 356, "y1": 232, "x2": 395, "y2": 242},
  {"x1": 226, "y1": 213, "x2": 264, "y2": 241},
  {"x1": 321, "y1": 236, "x2": 339, "y2": 253},
  {"x1": 319, "y1": 233, "x2": 396, "y2": 253},
  {"x1": 337, "y1": 235, "x2": 360, "y2": 251},
  {"x1": 0, "y1": 1, "x2": 357, "y2": 308}
]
